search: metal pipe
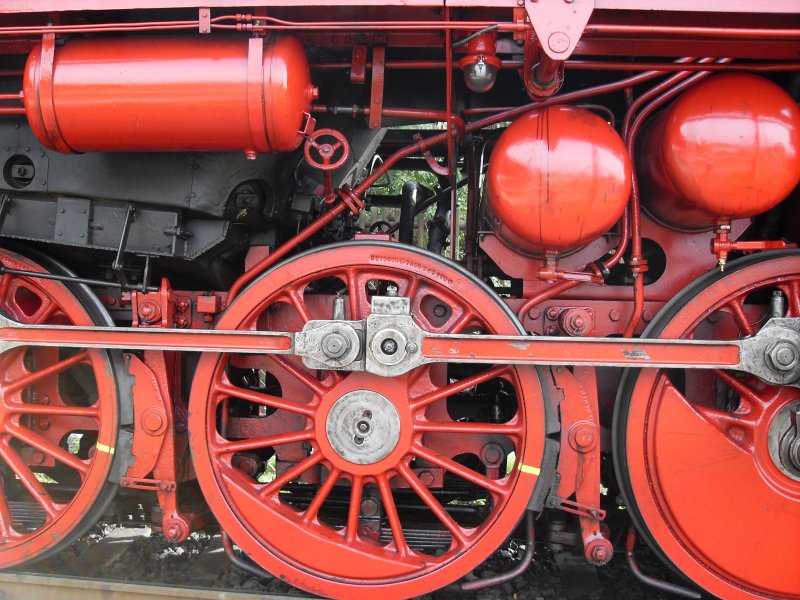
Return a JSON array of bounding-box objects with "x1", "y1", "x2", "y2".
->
[
  {"x1": 0, "y1": 107, "x2": 24, "y2": 115},
  {"x1": 0, "y1": 92, "x2": 22, "y2": 102},
  {"x1": 399, "y1": 180, "x2": 418, "y2": 245},
  {"x1": 221, "y1": 532, "x2": 271, "y2": 580},
  {"x1": 625, "y1": 528, "x2": 701, "y2": 599},
  {"x1": 622, "y1": 59, "x2": 730, "y2": 337},
  {"x1": 462, "y1": 511, "x2": 535, "y2": 592},
  {"x1": 0, "y1": 264, "x2": 158, "y2": 292},
  {"x1": 226, "y1": 200, "x2": 350, "y2": 303},
  {"x1": 354, "y1": 67, "x2": 668, "y2": 196},
  {"x1": 311, "y1": 59, "x2": 800, "y2": 73}
]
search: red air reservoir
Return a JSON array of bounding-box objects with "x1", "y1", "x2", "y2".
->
[
  {"x1": 639, "y1": 73, "x2": 800, "y2": 229},
  {"x1": 486, "y1": 106, "x2": 631, "y2": 254},
  {"x1": 23, "y1": 36, "x2": 317, "y2": 157}
]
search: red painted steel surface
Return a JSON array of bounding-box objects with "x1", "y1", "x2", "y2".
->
[
  {"x1": 0, "y1": 2, "x2": 799, "y2": 598},
  {"x1": 486, "y1": 106, "x2": 631, "y2": 253},
  {"x1": 0, "y1": 250, "x2": 119, "y2": 567},
  {"x1": 1, "y1": 1, "x2": 799, "y2": 13},
  {"x1": 22, "y1": 36, "x2": 316, "y2": 155},
  {"x1": 618, "y1": 254, "x2": 800, "y2": 600},
  {"x1": 641, "y1": 74, "x2": 800, "y2": 229},
  {"x1": 188, "y1": 244, "x2": 547, "y2": 600}
]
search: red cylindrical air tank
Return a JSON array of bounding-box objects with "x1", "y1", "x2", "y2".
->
[
  {"x1": 640, "y1": 73, "x2": 800, "y2": 229},
  {"x1": 23, "y1": 36, "x2": 317, "y2": 156},
  {"x1": 486, "y1": 105, "x2": 631, "y2": 254}
]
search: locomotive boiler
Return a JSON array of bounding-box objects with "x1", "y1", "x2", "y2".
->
[{"x1": 0, "y1": 3, "x2": 799, "y2": 600}]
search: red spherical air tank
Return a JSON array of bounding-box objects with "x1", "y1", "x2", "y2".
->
[
  {"x1": 486, "y1": 105, "x2": 631, "y2": 254},
  {"x1": 640, "y1": 73, "x2": 800, "y2": 229},
  {"x1": 23, "y1": 36, "x2": 317, "y2": 156}
]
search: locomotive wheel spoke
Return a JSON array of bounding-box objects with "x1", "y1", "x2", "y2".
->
[
  {"x1": 0, "y1": 249, "x2": 120, "y2": 569},
  {"x1": 0, "y1": 439, "x2": 59, "y2": 519},
  {"x1": 4, "y1": 351, "x2": 90, "y2": 395},
  {"x1": 345, "y1": 474, "x2": 363, "y2": 543},
  {"x1": 0, "y1": 490, "x2": 17, "y2": 541},
  {"x1": 411, "y1": 444, "x2": 507, "y2": 497},
  {"x1": 414, "y1": 419, "x2": 522, "y2": 437},
  {"x1": 397, "y1": 462, "x2": 470, "y2": 549},
  {"x1": 7, "y1": 403, "x2": 99, "y2": 418},
  {"x1": 302, "y1": 466, "x2": 341, "y2": 524},
  {"x1": 712, "y1": 369, "x2": 771, "y2": 409},
  {"x1": 259, "y1": 452, "x2": 324, "y2": 500},
  {"x1": 272, "y1": 356, "x2": 330, "y2": 396},
  {"x1": 189, "y1": 244, "x2": 545, "y2": 598},
  {"x1": 659, "y1": 378, "x2": 758, "y2": 453},
  {"x1": 285, "y1": 287, "x2": 311, "y2": 324},
  {"x1": 376, "y1": 472, "x2": 410, "y2": 557},
  {"x1": 410, "y1": 365, "x2": 511, "y2": 412},
  {"x1": 214, "y1": 381, "x2": 317, "y2": 417},
  {"x1": 213, "y1": 430, "x2": 314, "y2": 455},
  {"x1": 6, "y1": 422, "x2": 89, "y2": 476},
  {"x1": 449, "y1": 308, "x2": 478, "y2": 334},
  {"x1": 778, "y1": 281, "x2": 800, "y2": 316},
  {"x1": 723, "y1": 297, "x2": 755, "y2": 335}
]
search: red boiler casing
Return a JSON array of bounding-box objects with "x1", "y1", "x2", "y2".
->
[
  {"x1": 486, "y1": 105, "x2": 631, "y2": 254},
  {"x1": 640, "y1": 73, "x2": 800, "y2": 230},
  {"x1": 23, "y1": 36, "x2": 317, "y2": 156}
]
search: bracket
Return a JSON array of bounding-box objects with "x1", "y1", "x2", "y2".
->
[{"x1": 525, "y1": 0, "x2": 594, "y2": 60}]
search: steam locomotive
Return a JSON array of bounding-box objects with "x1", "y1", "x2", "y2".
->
[{"x1": 0, "y1": 2, "x2": 798, "y2": 599}]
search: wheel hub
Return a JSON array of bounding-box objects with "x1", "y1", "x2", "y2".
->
[
  {"x1": 770, "y1": 399, "x2": 800, "y2": 480},
  {"x1": 325, "y1": 390, "x2": 401, "y2": 465}
]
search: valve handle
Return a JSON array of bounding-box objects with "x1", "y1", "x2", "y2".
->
[{"x1": 304, "y1": 128, "x2": 350, "y2": 171}]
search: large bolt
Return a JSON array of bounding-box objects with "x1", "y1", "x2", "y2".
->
[
  {"x1": 381, "y1": 338, "x2": 398, "y2": 355},
  {"x1": 356, "y1": 420, "x2": 370, "y2": 434},
  {"x1": 767, "y1": 341, "x2": 799, "y2": 372},
  {"x1": 360, "y1": 497, "x2": 380, "y2": 517},
  {"x1": 481, "y1": 443, "x2": 504, "y2": 467},
  {"x1": 322, "y1": 332, "x2": 350, "y2": 359},
  {"x1": 418, "y1": 471, "x2": 435, "y2": 486},
  {"x1": 548, "y1": 32, "x2": 570, "y2": 54},
  {"x1": 587, "y1": 542, "x2": 611, "y2": 565}
]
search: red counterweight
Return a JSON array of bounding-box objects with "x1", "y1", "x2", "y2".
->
[
  {"x1": 486, "y1": 106, "x2": 631, "y2": 254},
  {"x1": 640, "y1": 73, "x2": 800, "y2": 230},
  {"x1": 23, "y1": 35, "x2": 317, "y2": 156}
]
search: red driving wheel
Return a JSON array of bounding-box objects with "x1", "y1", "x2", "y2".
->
[
  {"x1": 614, "y1": 251, "x2": 800, "y2": 600},
  {"x1": 189, "y1": 242, "x2": 547, "y2": 599},
  {"x1": 0, "y1": 248, "x2": 121, "y2": 567}
]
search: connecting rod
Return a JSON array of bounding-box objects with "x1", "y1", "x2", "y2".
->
[{"x1": 1, "y1": 295, "x2": 798, "y2": 387}]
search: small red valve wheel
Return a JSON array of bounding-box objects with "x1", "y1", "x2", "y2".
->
[{"x1": 304, "y1": 128, "x2": 350, "y2": 200}]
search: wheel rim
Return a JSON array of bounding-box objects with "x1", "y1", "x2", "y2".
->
[
  {"x1": 0, "y1": 249, "x2": 119, "y2": 566},
  {"x1": 189, "y1": 242, "x2": 546, "y2": 599},
  {"x1": 616, "y1": 252, "x2": 800, "y2": 600}
]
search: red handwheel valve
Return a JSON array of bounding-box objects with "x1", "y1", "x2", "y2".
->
[{"x1": 304, "y1": 128, "x2": 350, "y2": 203}]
